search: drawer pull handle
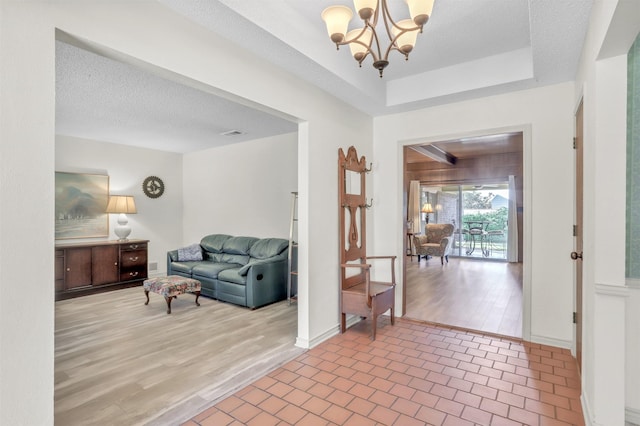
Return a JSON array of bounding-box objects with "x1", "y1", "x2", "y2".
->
[
  {"x1": 130, "y1": 272, "x2": 139, "y2": 277},
  {"x1": 129, "y1": 257, "x2": 139, "y2": 262},
  {"x1": 115, "y1": 262, "x2": 118, "y2": 266},
  {"x1": 129, "y1": 244, "x2": 139, "y2": 249},
  {"x1": 66, "y1": 268, "x2": 70, "y2": 271}
]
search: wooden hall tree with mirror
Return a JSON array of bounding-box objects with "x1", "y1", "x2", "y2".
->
[{"x1": 339, "y1": 146, "x2": 396, "y2": 340}]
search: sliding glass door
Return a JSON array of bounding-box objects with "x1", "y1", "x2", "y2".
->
[{"x1": 421, "y1": 183, "x2": 509, "y2": 260}]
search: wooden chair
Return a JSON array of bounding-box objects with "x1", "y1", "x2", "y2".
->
[{"x1": 339, "y1": 146, "x2": 396, "y2": 340}]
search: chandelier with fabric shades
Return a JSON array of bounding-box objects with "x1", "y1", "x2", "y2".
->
[{"x1": 321, "y1": 0, "x2": 435, "y2": 77}]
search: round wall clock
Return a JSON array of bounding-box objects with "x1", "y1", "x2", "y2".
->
[{"x1": 142, "y1": 176, "x2": 165, "y2": 199}]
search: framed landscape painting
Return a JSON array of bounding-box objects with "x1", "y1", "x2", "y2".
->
[{"x1": 55, "y1": 172, "x2": 109, "y2": 239}]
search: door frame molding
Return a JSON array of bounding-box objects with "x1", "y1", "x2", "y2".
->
[{"x1": 398, "y1": 124, "x2": 532, "y2": 340}]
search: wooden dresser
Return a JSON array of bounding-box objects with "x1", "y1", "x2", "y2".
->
[{"x1": 55, "y1": 239, "x2": 149, "y2": 300}]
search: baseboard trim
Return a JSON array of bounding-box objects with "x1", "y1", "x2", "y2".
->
[
  {"x1": 580, "y1": 393, "x2": 639, "y2": 425},
  {"x1": 529, "y1": 334, "x2": 573, "y2": 350},
  {"x1": 296, "y1": 316, "x2": 362, "y2": 349},
  {"x1": 627, "y1": 406, "x2": 640, "y2": 425},
  {"x1": 582, "y1": 393, "x2": 597, "y2": 425}
]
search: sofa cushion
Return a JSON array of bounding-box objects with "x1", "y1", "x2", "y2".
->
[
  {"x1": 169, "y1": 261, "x2": 201, "y2": 275},
  {"x1": 222, "y1": 236, "x2": 259, "y2": 255},
  {"x1": 218, "y1": 267, "x2": 247, "y2": 285},
  {"x1": 220, "y1": 253, "x2": 249, "y2": 266},
  {"x1": 200, "y1": 234, "x2": 232, "y2": 253},
  {"x1": 205, "y1": 252, "x2": 223, "y2": 262},
  {"x1": 192, "y1": 262, "x2": 238, "y2": 279},
  {"x1": 177, "y1": 243, "x2": 203, "y2": 261},
  {"x1": 249, "y1": 238, "x2": 288, "y2": 259}
]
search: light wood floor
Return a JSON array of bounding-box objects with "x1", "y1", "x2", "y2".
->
[
  {"x1": 404, "y1": 256, "x2": 523, "y2": 338},
  {"x1": 54, "y1": 287, "x2": 301, "y2": 426}
]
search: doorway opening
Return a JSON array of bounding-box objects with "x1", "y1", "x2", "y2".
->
[{"x1": 404, "y1": 132, "x2": 524, "y2": 338}]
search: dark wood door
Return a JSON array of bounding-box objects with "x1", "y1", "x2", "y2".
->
[
  {"x1": 65, "y1": 248, "x2": 92, "y2": 289},
  {"x1": 574, "y1": 100, "x2": 584, "y2": 371},
  {"x1": 92, "y1": 245, "x2": 119, "y2": 286}
]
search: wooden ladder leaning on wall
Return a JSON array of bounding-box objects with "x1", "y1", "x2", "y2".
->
[{"x1": 338, "y1": 146, "x2": 396, "y2": 341}]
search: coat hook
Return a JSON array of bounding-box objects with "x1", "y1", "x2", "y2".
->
[
  {"x1": 363, "y1": 163, "x2": 372, "y2": 173},
  {"x1": 362, "y1": 198, "x2": 373, "y2": 209}
]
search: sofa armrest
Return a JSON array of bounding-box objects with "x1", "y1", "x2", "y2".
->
[
  {"x1": 238, "y1": 259, "x2": 270, "y2": 276},
  {"x1": 168, "y1": 250, "x2": 178, "y2": 262},
  {"x1": 238, "y1": 252, "x2": 288, "y2": 276},
  {"x1": 167, "y1": 250, "x2": 178, "y2": 274},
  {"x1": 245, "y1": 257, "x2": 288, "y2": 309}
]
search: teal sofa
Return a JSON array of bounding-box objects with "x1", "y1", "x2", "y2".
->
[{"x1": 167, "y1": 234, "x2": 289, "y2": 309}]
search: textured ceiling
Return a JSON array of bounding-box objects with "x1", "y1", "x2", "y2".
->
[
  {"x1": 55, "y1": 0, "x2": 594, "y2": 153},
  {"x1": 55, "y1": 41, "x2": 298, "y2": 153}
]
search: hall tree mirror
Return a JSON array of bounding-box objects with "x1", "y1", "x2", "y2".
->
[{"x1": 345, "y1": 169, "x2": 361, "y2": 195}]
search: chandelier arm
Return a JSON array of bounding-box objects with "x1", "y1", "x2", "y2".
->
[
  {"x1": 380, "y1": 0, "x2": 395, "y2": 39},
  {"x1": 350, "y1": 38, "x2": 375, "y2": 64},
  {"x1": 334, "y1": 25, "x2": 378, "y2": 63},
  {"x1": 383, "y1": 0, "x2": 425, "y2": 61},
  {"x1": 379, "y1": 0, "x2": 420, "y2": 61},
  {"x1": 381, "y1": 0, "x2": 422, "y2": 34},
  {"x1": 370, "y1": 0, "x2": 380, "y2": 28},
  {"x1": 366, "y1": 22, "x2": 383, "y2": 63},
  {"x1": 384, "y1": 28, "x2": 411, "y2": 60},
  {"x1": 380, "y1": 0, "x2": 396, "y2": 62}
]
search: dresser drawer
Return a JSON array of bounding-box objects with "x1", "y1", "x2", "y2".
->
[
  {"x1": 120, "y1": 267, "x2": 147, "y2": 282},
  {"x1": 121, "y1": 242, "x2": 147, "y2": 252},
  {"x1": 121, "y1": 250, "x2": 147, "y2": 268}
]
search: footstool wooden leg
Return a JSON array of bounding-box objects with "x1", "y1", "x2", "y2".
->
[
  {"x1": 165, "y1": 296, "x2": 173, "y2": 314},
  {"x1": 194, "y1": 290, "x2": 200, "y2": 307},
  {"x1": 144, "y1": 290, "x2": 150, "y2": 305}
]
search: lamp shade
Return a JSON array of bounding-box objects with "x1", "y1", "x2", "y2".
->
[
  {"x1": 347, "y1": 27, "x2": 373, "y2": 61},
  {"x1": 392, "y1": 19, "x2": 420, "y2": 54},
  {"x1": 421, "y1": 203, "x2": 434, "y2": 214},
  {"x1": 105, "y1": 195, "x2": 137, "y2": 214},
  {"x1": 321, "y1": 5, "x2": 353, "y2": 44},
  {"x1": 405, "y1": 0, "x2": 434, "y2": 26},
  {"x1": 353, "y1": 0, "x2": 377, "y2": 20}
]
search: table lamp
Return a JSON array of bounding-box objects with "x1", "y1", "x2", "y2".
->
[
  {"x1": 421, "y1": 203, "x2": 434, "y2": 224},
  {"x1": 105, "y1": 195, "x2": 137, "y2": 241}
]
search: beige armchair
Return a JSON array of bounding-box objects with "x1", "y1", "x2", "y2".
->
[{"x1": 413, "y1": 223, "x2": 454, "y2": 265}]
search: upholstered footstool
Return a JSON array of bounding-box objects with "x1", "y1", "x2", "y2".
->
[{"x1": 143, "y1": 275, "x2": 201, "y2": 314}]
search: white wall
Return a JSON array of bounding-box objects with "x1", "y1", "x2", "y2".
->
[
  {"x1": 573, "y1": 1, "x2": 640, "y2": 424},
  {"x1": 372, "y1": 82, "x2": 576, "y2": 347},
  {"x1": 1, "y1": 4, "x2": 55, "y2": 424},
  {"x1": 0, "y1": 3, "x2": 371, "y2": 423},
  {"x1": 182, "y1": 133, "x2": 297, "y2": 242},
  {"x1": 55, "y1": 135, "x2": 183, "y2": 276}
]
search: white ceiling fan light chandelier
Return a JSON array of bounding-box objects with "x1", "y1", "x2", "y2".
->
[{"x1": 321, "y1": 0, "x2": 435, "y2": 78}]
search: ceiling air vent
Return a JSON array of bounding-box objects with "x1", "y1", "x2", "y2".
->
[{"x1": 220, "y1": 130, "x2": 244, "y2": 136}]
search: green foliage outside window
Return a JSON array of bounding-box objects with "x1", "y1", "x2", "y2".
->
[
  {"x1": 462, "y1": 190, "x2": 494, "y2": 209},
  {"x1": 462, "y1": 207, "x2": 509, "y2": 249},
  {"x1": 462, "y1": 207, "x2": 508, "y2": 232}
]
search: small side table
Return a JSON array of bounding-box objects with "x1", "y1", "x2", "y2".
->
[{"x1": 407, "y1": 232, "x2": 414, "y2": 261}]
